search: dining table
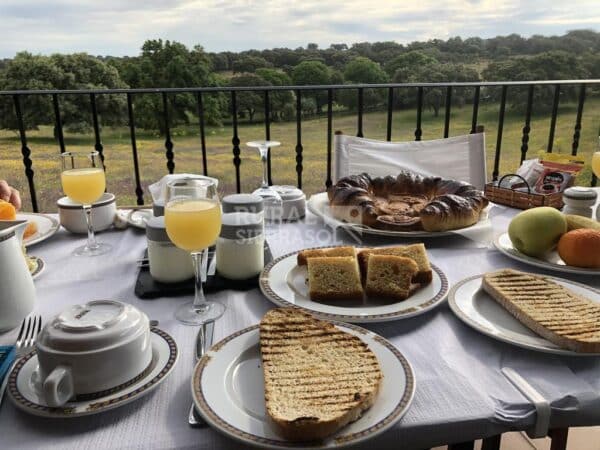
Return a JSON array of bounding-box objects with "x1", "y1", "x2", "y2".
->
[{"x1": 1, "y1": 197, "x2": 600, "y2": 450}]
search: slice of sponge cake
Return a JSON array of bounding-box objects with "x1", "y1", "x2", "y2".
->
[
  {"x1": 307, "y1": 256, "x2": 363, "y2": 301},
  {"x1": 358, "y1": 244, "x2": 432, "y2": 284},
  {"x1": 297, "y1": 246, "x2": 356, "y2": 266},
  {"x1": 365, "y1": 255, "x2": 418, "y2": 301}
]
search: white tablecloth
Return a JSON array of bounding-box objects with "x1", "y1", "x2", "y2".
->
[{"x1": 1, "y1": 203, "x2": 600, "y2": 450}]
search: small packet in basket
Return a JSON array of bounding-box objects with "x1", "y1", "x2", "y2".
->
[
  {"x1": 532, "y1": 160, "x2": 583, "y2": 195},
  {"x1": 508, "y1": 158, "x2": 545, "y2": 192}
]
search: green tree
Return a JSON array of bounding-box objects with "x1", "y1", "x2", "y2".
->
[
  {"x1": 291, "y1": 61, "x2": 330, "y2": 113},
  {"x1": 0, "y1": 52, "x2": 127, "y2": 133},
  {"x1": 228, "y1": 74, "x2": 269, "y2": 122},
  {"x1": 483, "y1": 51, "x2": 590, "y2": 112},
  {"x1": 208, "y1": 52, "x2": 229, "y2": 71},
  {"x1": 131, "y1": 39, "x2": 224, "y2": 133},
  {"x1": 393, "y1": 61, "x2": 479, "y2": 115},
  {"x1": 384, "y1": 51, "x2": 438, "y2": 77},
  {"x1": 232, "y1": 55, "x2": 270, "y2": 73},
  {"x1": 255, "y1": 68, "x2": 294, "y2": 121},
  {"x1": 339, "y1": 57, "x2": 389, "y2": 110},
  {"x1": 343, "y1": 57, "x2": 388, "y2": 84}
]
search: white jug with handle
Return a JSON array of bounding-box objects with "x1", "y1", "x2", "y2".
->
[{"x1": 0, "y1": 220, "x2": 36, "y2": 332}]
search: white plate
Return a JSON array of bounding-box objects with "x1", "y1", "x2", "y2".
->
[
  {"x1": 259, "y1": 248, "x2": 448, "y2": 323},
  {"x1": 307, "y1": 192, "x2": 489, "y2": 238},
  {"x1": 494, "y1": 232, "x2": 600, "y2": 276},
  {"x1": 16, "y1": 213, "x2": 60, "y2": 247},
  {"x1": 448, "y1": 274, "x2": 600, "y2": 356},
  {"x1": 8, "y1": 328, "x2": 178, "y2": 417},
  {"x1": 192, "y1": 323, "x2": 415, "y2": 449},
  {"x1": 29, "y1": 256, "x2": 44, "y2": 280},
  {"x1": 116, "y1": 209, "x2": 153, "y2": 229}
]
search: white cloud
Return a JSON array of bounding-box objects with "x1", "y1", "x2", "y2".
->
[{"x1": 0, "y1": 0, "x2": 598, "y2": 57}]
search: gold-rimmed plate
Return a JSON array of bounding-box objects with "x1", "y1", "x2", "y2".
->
[
  {"x1": 192, "y1": 322, "x2": 415, "y2": 449},
  {"x1": 8, "y1": 328, "x2": 178, "y2": 417},
  {"x1": 16, "y1": 213, "x2": 60, "y2": 247},
  {"x1": 259, "y1": 247, "x2": 448, "y2": 323}
]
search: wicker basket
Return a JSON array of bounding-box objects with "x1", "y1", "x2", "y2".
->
[{"x1": 484, "y1": 174, "x2": 564, "y2": 210}]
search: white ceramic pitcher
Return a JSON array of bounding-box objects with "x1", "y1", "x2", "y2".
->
[{"x1": 0, "y1": 220, "x2": 35, "y2": 332}]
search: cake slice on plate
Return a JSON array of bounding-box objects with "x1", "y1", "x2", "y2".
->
[
  {"x1": 365, "y1": 255, "x2": 418, "y2": 301},
  {"x1": 358, "y1": 243, "x2": 432, "y2": 284},
  {"x1": 307, "y1": 256, "x2": 363, "y2": 301},
  {"x1": 297, "y1": 246, "x2": 357, "y2": 266}
]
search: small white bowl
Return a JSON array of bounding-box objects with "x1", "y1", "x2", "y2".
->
[
  {"x1": 57, "y1": 193, "x2": 116, "y2": 234},
  {"x1": 35, "y1": 300, "x2": 152, "y2": 407}
]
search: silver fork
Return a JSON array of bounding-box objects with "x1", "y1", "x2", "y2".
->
[{"x1": 0, "y1": 315, "x2": 43, "y2": 406}]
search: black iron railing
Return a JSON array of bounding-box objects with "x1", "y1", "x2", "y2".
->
[{"x1": 1, "y1": 80, "x2": 599, "y2": 212}]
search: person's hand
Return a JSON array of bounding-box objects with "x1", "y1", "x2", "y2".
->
[{"x1": 0, "y1": 180, "x2": 22, "y2": 210}]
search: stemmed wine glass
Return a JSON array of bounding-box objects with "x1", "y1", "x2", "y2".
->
[
  {"x1": 247, "y1": 140, "x2": 282, "y2": 222},
  {"x1": 60, "y1": 151, "x2": 111, "y2": 256},
  {"x1": 164, "y1": 178, "x2": 225, "y2": 325}
]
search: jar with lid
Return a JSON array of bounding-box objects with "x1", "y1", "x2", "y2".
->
[
  {"x1": 267, "y1": 185, "x2": 306, "y2": 221},
  {"x1": 222, "y1": 193, "x2": 264, "y2": 235},
  {"x1": 216, "y1": 212, "x2": 264, "y2": 280},
  {"x1": 146, "y1": 216, "x2": 194, "y2": 283},
  {"x1": 562, "y1": 187, "x2": 597, "y2": 218}
]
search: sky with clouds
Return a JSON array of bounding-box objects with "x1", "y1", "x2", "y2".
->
[{"x1": 0, "y1": 0, "x2": 599, "y2": 58}]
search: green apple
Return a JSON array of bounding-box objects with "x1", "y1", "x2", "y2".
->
[{"x1": 508, "y1": 207, "x2": 567, "y2": 257}]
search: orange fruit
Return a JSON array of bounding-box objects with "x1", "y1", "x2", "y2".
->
[
  {"x1": 0, "y1": 199, "x2": 17, "y2": 220},
  {"x1": 23, "y1": 221, "x2": 38, "y2": 238},
  {"x1": 557, "y1": 229, "x2": 600, "y2": 268}
]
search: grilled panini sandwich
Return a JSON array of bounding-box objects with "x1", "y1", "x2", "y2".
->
[
  {"x1": 259, "y1": 308, "x2": 382, "y2": 441},
  {"x1": 482, "y1": 269, "x2": 600, "y2": 353}
]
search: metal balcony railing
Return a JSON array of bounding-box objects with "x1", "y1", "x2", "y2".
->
[{"x1": 1, "y1": 80, "x2": 599, "y2": 212}]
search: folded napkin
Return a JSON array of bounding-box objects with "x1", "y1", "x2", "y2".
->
[
  {"x1": 0, "y1": 345, "x2": 16, "y2": 385},
  {"x1": 148, "y1": 174, "x2": 219, "y2": 205}
]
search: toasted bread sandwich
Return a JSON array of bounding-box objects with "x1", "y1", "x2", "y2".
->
[
  {"x1": 482, "y1": 269, "x2": 600, "y2": 353},
  {"x1": 260, "y1": 308, "x2": 382, "y2": 441}
]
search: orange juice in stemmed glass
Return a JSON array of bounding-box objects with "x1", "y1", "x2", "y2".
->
[
  {"x1": 164, "y1": 178, "x2": 225, "y2": 325},
  {"x1": 60, "y1": 151, "x2": 111, "y2": 256}
]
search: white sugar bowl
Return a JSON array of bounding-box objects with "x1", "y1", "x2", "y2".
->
[
  {"x1": 35, "y1": 300, "x2": 152, "y2": 407},
  {"x1": 265, "y1": 185, "x2": 306, "y2": 221}
]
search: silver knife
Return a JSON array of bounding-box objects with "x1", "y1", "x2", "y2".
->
[{"x1": 188, "y1": 321, "x2": 214, "y2": 427}]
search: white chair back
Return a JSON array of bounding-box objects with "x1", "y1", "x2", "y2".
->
[{"x1": 334, "y1": 133, "x2": 487, "y2": 190}]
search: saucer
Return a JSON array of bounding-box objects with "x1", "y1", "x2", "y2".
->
[{"x1": 7, "y1": 328, "x2": 178, "y2": 417}]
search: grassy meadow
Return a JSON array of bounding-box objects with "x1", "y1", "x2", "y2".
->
[{"x1": 1, "y1": 94, "x2": 599, "y2": 213}]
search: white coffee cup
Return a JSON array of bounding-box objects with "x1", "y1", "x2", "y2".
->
[
  {"x1": 35, "y1": 300, "x2": 152, "y2": 407},
  {"x1": 57, "y1": 193, "x2": 117, "y2": 234}
]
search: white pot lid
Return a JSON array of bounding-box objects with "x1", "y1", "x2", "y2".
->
[
  {"x1": 271, "y1": 185, "x2": 305, "y2": 201},
  {"x1": 37, "y1": 300, "x2": 149, "y2": 353}
]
